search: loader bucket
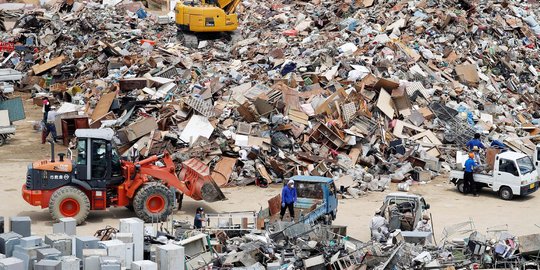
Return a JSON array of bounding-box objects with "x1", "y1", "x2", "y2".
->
[
  {"x1": 179, "y1": 158, "x2": 226, "y2": 202},
  {"x1": 201, "y1": 180, "x2": 226, "y2": 202}
]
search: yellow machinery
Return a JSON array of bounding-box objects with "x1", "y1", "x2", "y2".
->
[{"x1": 175, "y1": 0, "x2": 241, "y2": 47}]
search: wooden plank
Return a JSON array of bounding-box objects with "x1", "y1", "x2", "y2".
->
[
  {"x1": 211, "y1": 157, "x2": 237, "y2": 187},
  {"x1": 288, "y1": 109, "x2": 309, "y2": 125},
  {"x1": 376, "y1": 89, "x2": 395, "y2": 119},
  {"x1": 393, "y1": 120, "x2": 425, "y2": 138},
  {"x1": 268, "y1": 194, "x2": 282, "y2": 216},
  {"x1": 256, "y1": 162, "x2": 273, "y2": 184},
  {"x1": 236, "y1": 103, "x2": 257, "y2": 123},
  {"x1": 91, "y1": 92, "x2": 116, "y2": 121},
  {"x1": 32, "y1": 55, "x2": 66, "y2": 75},
  {"x1": 348, "y1": 147, "x2": 361, "y2": 165}
]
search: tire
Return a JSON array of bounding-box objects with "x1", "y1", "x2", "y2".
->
[
  {"x1": 133, "y1": 182, "x2": 174, "y2": 223},
  {"x1": 457, "y1": 180, "x2": 465, "y2": 194},
  {"x1": 0, "y1": 134, "x2": 5, "y2": 146},
  {"x1": 49, "y1": 186, "x2": 90, "y2": 225},
  {"x1": 499, "y1": 186, "x2": 514, "y2": 200}
]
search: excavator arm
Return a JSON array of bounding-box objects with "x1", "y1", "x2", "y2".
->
[{"x1": 217, "y1": 0, "x2": 242, "y2": 14}]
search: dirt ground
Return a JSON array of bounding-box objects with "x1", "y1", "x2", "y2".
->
[{"x1": 1, "y1": 92, "x2": 540, "y2": 242}]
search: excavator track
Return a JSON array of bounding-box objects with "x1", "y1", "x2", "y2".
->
[{"x1": 178, "y1": 31, "x2": 198, "y2": 48}]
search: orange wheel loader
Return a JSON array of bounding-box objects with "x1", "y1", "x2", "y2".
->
[{"x1": 22, "y1": 128, "x2": 225, "y2": 224}]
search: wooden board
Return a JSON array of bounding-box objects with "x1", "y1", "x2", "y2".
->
[
  {"x1": 288, "y1": 109, "x2": 309, "y2": 125},
  {"x1": 268, "y1": 194, "x2": 282, "y2": 216},
  {"x1": 91, "y1": 92, "x2": 116, "y2": 121},
  {"x1": 376, "y1": 89, "x2": 395, "y2": 119},
  {"x1": 211, "y1": 157, "x2": 237, "y2": 187},
  {"x1": 32, "y1": 56, "x2": 66, "y2": 75}
]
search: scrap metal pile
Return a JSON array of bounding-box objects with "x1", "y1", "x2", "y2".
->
[
  {"x1": 3, "y1": 214, "x2": 540, "y2": 269},
  {"x1": 1, "y1": 0, "x2": 540, "y2": 194},
  {"x1": 172, "y1": 219, "x2": 540, "y2": 269}
]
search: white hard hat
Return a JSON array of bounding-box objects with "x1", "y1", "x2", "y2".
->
[
  {"x1": 133, "y1": 143, "x2": 139, "y2": 149},
  {"x1": 288, "y1": 179, "x2": 294, "y2": 185}
]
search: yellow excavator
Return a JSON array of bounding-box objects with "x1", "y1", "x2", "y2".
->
[{"x1": 175, "y1": 0, "x2": 242, "y2": 47}]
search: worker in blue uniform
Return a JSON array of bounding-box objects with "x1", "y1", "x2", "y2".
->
[
  {"x1": 464, "y1": 152, "x2": 479, "y2": 197},
  {"x1": 466, "y1": 133, "x2": 485, "y2": 165}
]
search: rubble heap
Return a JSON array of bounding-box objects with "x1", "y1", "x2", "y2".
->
[
  {"x1": 3, "y1": 215, "x2": 540, "y2": 269},
  {"x1": 1, "y1": 0, "x2": 540, "y2": 194}
]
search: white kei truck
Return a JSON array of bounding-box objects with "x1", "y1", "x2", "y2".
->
[{"x1": 450, "y1": 151, "x2": 539, "y2": 200}]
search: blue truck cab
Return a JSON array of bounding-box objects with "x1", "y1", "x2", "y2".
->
[{"x1": 291, "y1": 175, "x2": 338, "y2": 224}]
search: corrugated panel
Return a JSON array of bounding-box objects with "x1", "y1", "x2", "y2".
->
[{"x1": 0, "y1": 97, "x2": 25, "y2": 122}]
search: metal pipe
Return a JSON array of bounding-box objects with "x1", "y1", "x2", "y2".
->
[{"x1": 49, "y1": 140, "x2": 55, "y2": 162}]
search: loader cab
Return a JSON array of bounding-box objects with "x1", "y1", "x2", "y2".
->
[{"x1": 74, "y1": 129, "x2": 123, "y2": 189}]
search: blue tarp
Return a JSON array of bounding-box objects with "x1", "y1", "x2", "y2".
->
[{"x1": 0, "y1": 97, "x2": 26, "y2": 122}]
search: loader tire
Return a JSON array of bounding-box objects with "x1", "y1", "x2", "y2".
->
[
  {"x1": 49, "y1": 186, "x2": 90, "y2": 225},
  {"x1": 133, "y1": 183, "x2": 174, "y2": 223}
]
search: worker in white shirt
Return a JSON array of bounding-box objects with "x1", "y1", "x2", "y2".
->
[
  {"x1": 370, "y1": 209, "x2": 389, "y2": 242},
  {"x1": 415, "y1": 214, "x2": 433, "y2": 244}
]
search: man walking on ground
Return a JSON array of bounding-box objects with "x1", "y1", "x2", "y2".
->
[
  {"x1": 464, "y1": 152, "x2": 479, "y2": 197},
  {"x1": 280, "y1": 179, "x2": 297, "y2": 221}
]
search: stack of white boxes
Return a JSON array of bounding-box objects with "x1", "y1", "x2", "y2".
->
[
  {"x1": 75, "y1": 236, "x2": 99, "y2": 259},
  {"x1": 34, "y1": 259, "x2": 61, "y2": 270},
  {"x1": 52, "y1": 218, "x2": 76, "y2": 236},
  {"x1": 99, "y1": 256, "x2": 122, "y2": 270},
  {"x1": 82, "y1": 249, "x2": 107, "y2": 269},
  {"x1": 99, "y1": 239, "x2": 129, "y2": 268},
  {"x1": 36, "y1": 248, "x2": 61, "y2": 261},
  {"x1": 0, "y1": 232, "x2": 21, "y2": 257},
  {"x1": 114, "y1": 233, "x2": 134, "y2": 269},
  {"x1": 119, "y1": 218, "x2": 144, "y2": 262},
  {"x1": 59, "y1": 256, "x2": 80, "y2": 270},
  {"x1": 131, "y1": 260, "x2": 157, "y2": 270},
  {"x1": 44, "y1": 234, "x2": 72, "y2": 256},
  {"x1": 156, "y1": 244, "x2": 184, "y2": 270},
  {"x1": 12, "y1": 236, "x2": 49, "y2": 270},
  {"x1": 0, "y1": 257, "x2": 24, "y2": 270},
  {"x1": 9, "y1": 217, "x2": 31, "y2": 238}
]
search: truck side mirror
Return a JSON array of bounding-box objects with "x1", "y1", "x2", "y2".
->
[{"x1": 424, "y1": 204, "x2": 430, "y2": 210}]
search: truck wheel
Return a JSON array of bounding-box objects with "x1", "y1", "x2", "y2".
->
[
  {"x1": 133, "y1": 183, "x2": 174, "y2": 223},
  {"x1": 499, "y1": 187, "x2": 513, "y2": 200},
  {"x1": 0, "y1": 134, "x2": 5, "y2": 146},
  {"x1": 457, "y1": 180, "x2": 465, "y2": 193},
  {"x1": 49, "y1": 186, "x2": 90, "y2": 225}
]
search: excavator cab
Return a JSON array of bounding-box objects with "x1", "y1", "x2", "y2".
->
[{"x1": 74, "y1": 129, "x2": 123, "y2": 188}]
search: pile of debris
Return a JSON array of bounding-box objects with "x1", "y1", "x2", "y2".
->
[
  {"x1": 1, "y1": 0, "x2": 540, "y2": 195},
  {"x1": 2, "y1": 214, "x2": 540, "y2": 269}
]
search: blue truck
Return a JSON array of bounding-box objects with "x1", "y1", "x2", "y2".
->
[{"x1": 260, "y1": 175, "x2": 339, "y2": 225}]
